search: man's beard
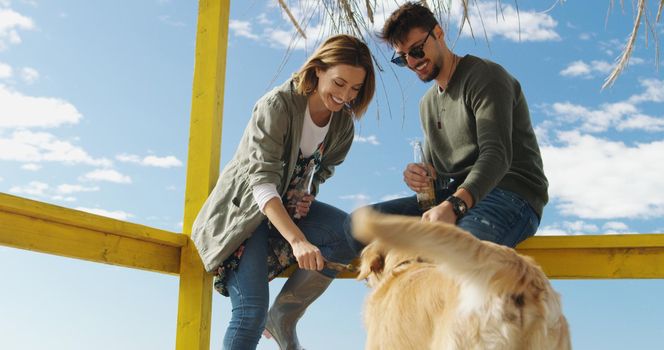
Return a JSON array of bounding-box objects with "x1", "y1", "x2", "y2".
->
[{"x1": 419, "y1": 61, "x2": 441, "y2": 82}]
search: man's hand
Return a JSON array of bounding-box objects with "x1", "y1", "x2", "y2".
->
[
  {"x1": 403, "y1": 163, "x2": 435, "y2": 192},
  {"x1": 422, "y1": 201, "x2": 457, "y2": 224},
  {"x1": 290, "y1": 238, "x2": 325, "y2": 271}
]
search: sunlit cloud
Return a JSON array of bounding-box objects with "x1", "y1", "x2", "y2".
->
[
  {"x1": 354, "y1": 134, "x2": 380, "y2": 145},
  {"x1": 340, "y1": 193, "x2": 371, "y2": 209},
  {"x1": 56, "y1": 184, "x2": 100, "y2": 194},
  {"x1": 0, "y1": 7, "x2": 35, "y2": 50},
  {"x1": 20, "y1": 162, "x2": 40, "y2": 171},
  {"x1": 75, "y1": 207, "x2": 134, "y2": 221},
  {"x1": 116, "y1": 153, "x2": 183, "y2": 168},
  {"x1": 544, "y1": 79, "x2": 664, "y2": 133},
  {"x1": 80, "y1": 169, "x2": 132, "y2": 184},
  {"x1": 0, "y1": 130, "x2": 112, "y2": 167},
  {"x1": 230, "y1": 19, "x2": 259, "y2": 40},
  {"x1": 0, "y1": 61, "x2": 11, "y2": 78},
  {"x1": 542, "y1": 131, "x2": 664, "y2": 220},
  {"x1": 20, "y1": 66, "x2": 38, "y2": 84},
  {"x1": 0, "y1": 85, "x2": 82, "y2": 128}
]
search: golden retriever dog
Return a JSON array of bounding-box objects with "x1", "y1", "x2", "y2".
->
[{"x1": 353, "y1": 209, "x2": 570, "y2": 350}]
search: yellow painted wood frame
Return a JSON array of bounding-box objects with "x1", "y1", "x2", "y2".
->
[{"x1": 0, "y1": 0, "x2": 664, "y2": 349}]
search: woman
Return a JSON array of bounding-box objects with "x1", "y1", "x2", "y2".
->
[{"x1": 191, "y1": 34, "x2": 375, "y2": 350}]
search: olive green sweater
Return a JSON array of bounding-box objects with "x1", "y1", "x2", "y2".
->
[{"x1": 419, "y1": 55, "x2": 548, "y2": 218}]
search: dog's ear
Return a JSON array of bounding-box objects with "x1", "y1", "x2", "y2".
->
[
  {"x1": 370, "y1": 254, "x2": 384, "y2": 274},
  {"x1": 357, "y1": 243, "x2": 385, "y2": 281}
]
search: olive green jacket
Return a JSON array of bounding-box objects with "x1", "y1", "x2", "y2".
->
[{"x1": 192, "y1": 79, "x2": 355, "y2": 272}]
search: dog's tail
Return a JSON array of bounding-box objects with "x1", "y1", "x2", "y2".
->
[{"x1": 352, "y1": 208, "x2": 536, "y2": 288}]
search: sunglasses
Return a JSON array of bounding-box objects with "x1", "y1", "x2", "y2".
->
[{"x1": 390, "y1": 29, "x2": 434, "y2": 67}]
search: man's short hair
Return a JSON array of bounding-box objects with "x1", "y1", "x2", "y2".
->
[{"x1": 379, "y1": 2, "x2": 439, "y2": 46}]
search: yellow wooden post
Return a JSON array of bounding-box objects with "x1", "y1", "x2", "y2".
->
[{"x1": 176, "y1": 0, "x2": 230, "y2": 349}]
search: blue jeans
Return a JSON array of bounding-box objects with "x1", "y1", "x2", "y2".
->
[
  {"x1": 222, "y1": 201, "x2": 355, "y2": 350},
  {"x1": 344, "y1": 187, "x2": 540, "y2": 253}
]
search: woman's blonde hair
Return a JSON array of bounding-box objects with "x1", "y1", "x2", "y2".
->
[{"x1": 294, "y1": 34, "x2": 375, "y2": 119}]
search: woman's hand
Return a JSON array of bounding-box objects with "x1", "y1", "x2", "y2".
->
[{"x1": 290, "y1": 238, "x2": 325, "y2": 270}]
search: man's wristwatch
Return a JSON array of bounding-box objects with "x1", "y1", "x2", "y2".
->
[{"x1": 445, "y1": 195, "x2": 468, "y2": 220}]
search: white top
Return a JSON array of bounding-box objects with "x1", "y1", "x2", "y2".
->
[{"x1": 252, "y1": 103, "x2": 331, "y2": 213}]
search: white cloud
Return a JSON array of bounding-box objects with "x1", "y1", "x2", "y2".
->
[
  {"x1": 116, "y1": 153, "x2": 183, "y2": 168},
  {"x1": 9, "y1": 180, "x2": 48, "y2": 197},
  {"x1": 602, "y1": 221, "x2": 630, "y2": 234},
  {"x1": 7, "y1": 180, "x2": 99, "y2": 202},
  {"x1": 254, "y1": 0, "x2": 559, "y2": 51},
  {"x1": 550, "y1": 101, "x2": 638, "y2": 133},
  {"x1": 20, "y1": 162, "x2": 40, "y2": 170},
  {"x1": 256, "y1": 13, "x2": 271, "y2": 25},
  {"x1": 0, "y1": 7, "x2": 35, "y2": 50},
  {"x1": 628, "y1": 79, "x2": 664, "y2": 104},
  {"x1": 353, "y1": 134, "x2": 380, "y2": 145},
  {"x1": 617, "y1": 113, "x2": 664, "y2": 132},
  {"x1": 578, "y1": 33, "x2": 593, "y2": 40},
  {"x1": 56, "y1": 184, "x2": 100, "y2": 194},
  {"x1": 546, "y1": 79, "x2": 664, "y2": 133},
  {"x1": 537, "y1": 220, "x2": 599, "y2": 236},
  {"x1": 0, "y1": 130, "x2": 112, "y2": 166},
  {"x1": 450, "y1": 1, "x2": 560, "y2": 42},
  {"x1": 51, "y1": 195, "x2": 76, "y2": 202},
  {"x1": 0, "y1": 85, "x2": 82, "y2": 128},
  {"x1": 75, "y1": 207, "x2": 134, "y2": 221},
  {"x1": 80, "y1": 169, "x2": 132, "y2": 184},
  {"x1": 340, "y1": 193, "x2": 371, "y2": 209},
  {"x1": 115, "y1": 153, "x2": 140, "y2": 163},
  {"x1": 559, "y1": 60, "x2": 590, "y2": 77},
  {"x1": 230, "y1": 19, "x2": 259, "y2": 40},
  {"x1": 560, "y1": 60, "x2": 613, "y2": 78},
  {"x1": 542, "y1": 131, "x2": 664, "y2": 220},
  {"x1": 0, "y1": 61, "x2": 11, "y2": 78},
  {"x1": 142, "y1": 155, "x2": 182, "y2": 168},
  {"x1": 20, "y1": 66, "x2": 38, "y2": 84},
  {"x1": 380, "y1": 191, "x2": 409, "y2": 202}
]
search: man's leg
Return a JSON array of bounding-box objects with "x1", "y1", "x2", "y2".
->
[
  {"x1": 343, "y1": 195, "x2": 424, "y2": 254},
  {"x1": 457, "y1": 187, "x2": 540, "y2": 248}
]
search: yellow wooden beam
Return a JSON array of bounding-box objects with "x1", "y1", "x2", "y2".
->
[
  {"x1": 0, "y1": 192, "x2": 185, "y2": 248},
  {"x1": 335, "y1": 234, "x2": 664, "y2": 279},
  {"x1": 0, "y1": 194, "x2": 183, "y2": 274},
  {"x1": 176, "y1": 1, "x2": 230, "y2": 349},
  {"x1": 517, "y1": 234, "x2": 664, "y2": 279}
]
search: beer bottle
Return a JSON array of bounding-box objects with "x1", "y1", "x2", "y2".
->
[{"x1": 412, "y1": 140, "x2": 436, "y2": 210}]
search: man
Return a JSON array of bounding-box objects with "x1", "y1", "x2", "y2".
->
[{"x1": 348, "y1": 2, "x2": 548, "y2": 248}]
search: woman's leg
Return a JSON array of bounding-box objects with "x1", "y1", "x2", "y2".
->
[
  {"x1": 265, "y1": 201, "x2": 352, "y2": 350},
  {"x1": 223, "y1": 221, "x2": 271, "y2": 350}
]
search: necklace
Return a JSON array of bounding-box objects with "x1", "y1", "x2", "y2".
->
[{"x1": 437, "y1": 54, "x2": 461, "y2": 129}]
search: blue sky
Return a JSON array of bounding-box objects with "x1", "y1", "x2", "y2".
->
[{"x1": 1, "y1": 0, "x2": 663, "y2": 349}]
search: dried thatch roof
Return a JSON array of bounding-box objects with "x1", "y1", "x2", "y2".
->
[{"x1": 277, "y1": 0, "x2": 663, "y2": 89}]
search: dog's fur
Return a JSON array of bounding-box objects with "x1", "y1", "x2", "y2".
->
[{"x1": 353, "y1": 209, "x2": 571, "y2": 350}]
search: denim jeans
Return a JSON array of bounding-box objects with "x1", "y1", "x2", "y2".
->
[
  {"x1": 344, "y1": 186, "x2": 540, "y2": 253},
  {"x1": 222, "y1": 200, "x2": 355, "y2": 350}
]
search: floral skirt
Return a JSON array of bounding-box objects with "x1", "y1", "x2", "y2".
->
[{"x1": 213, "y1": 232, "x2": 296, "y2": 297}]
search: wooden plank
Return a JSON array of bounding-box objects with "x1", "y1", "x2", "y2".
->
[
  {"x1": 175, "y1": 0, "x2": 229, "y2": 349},
  {"x1": 0, "y1": 192, "x2": 186, "y2": 248},
  {"x1": 335, "y1": 235, "x2": 664, "y2": 279},
  {"x1": 0, "y1": 210, "x2": 181, "y2": 274}
]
